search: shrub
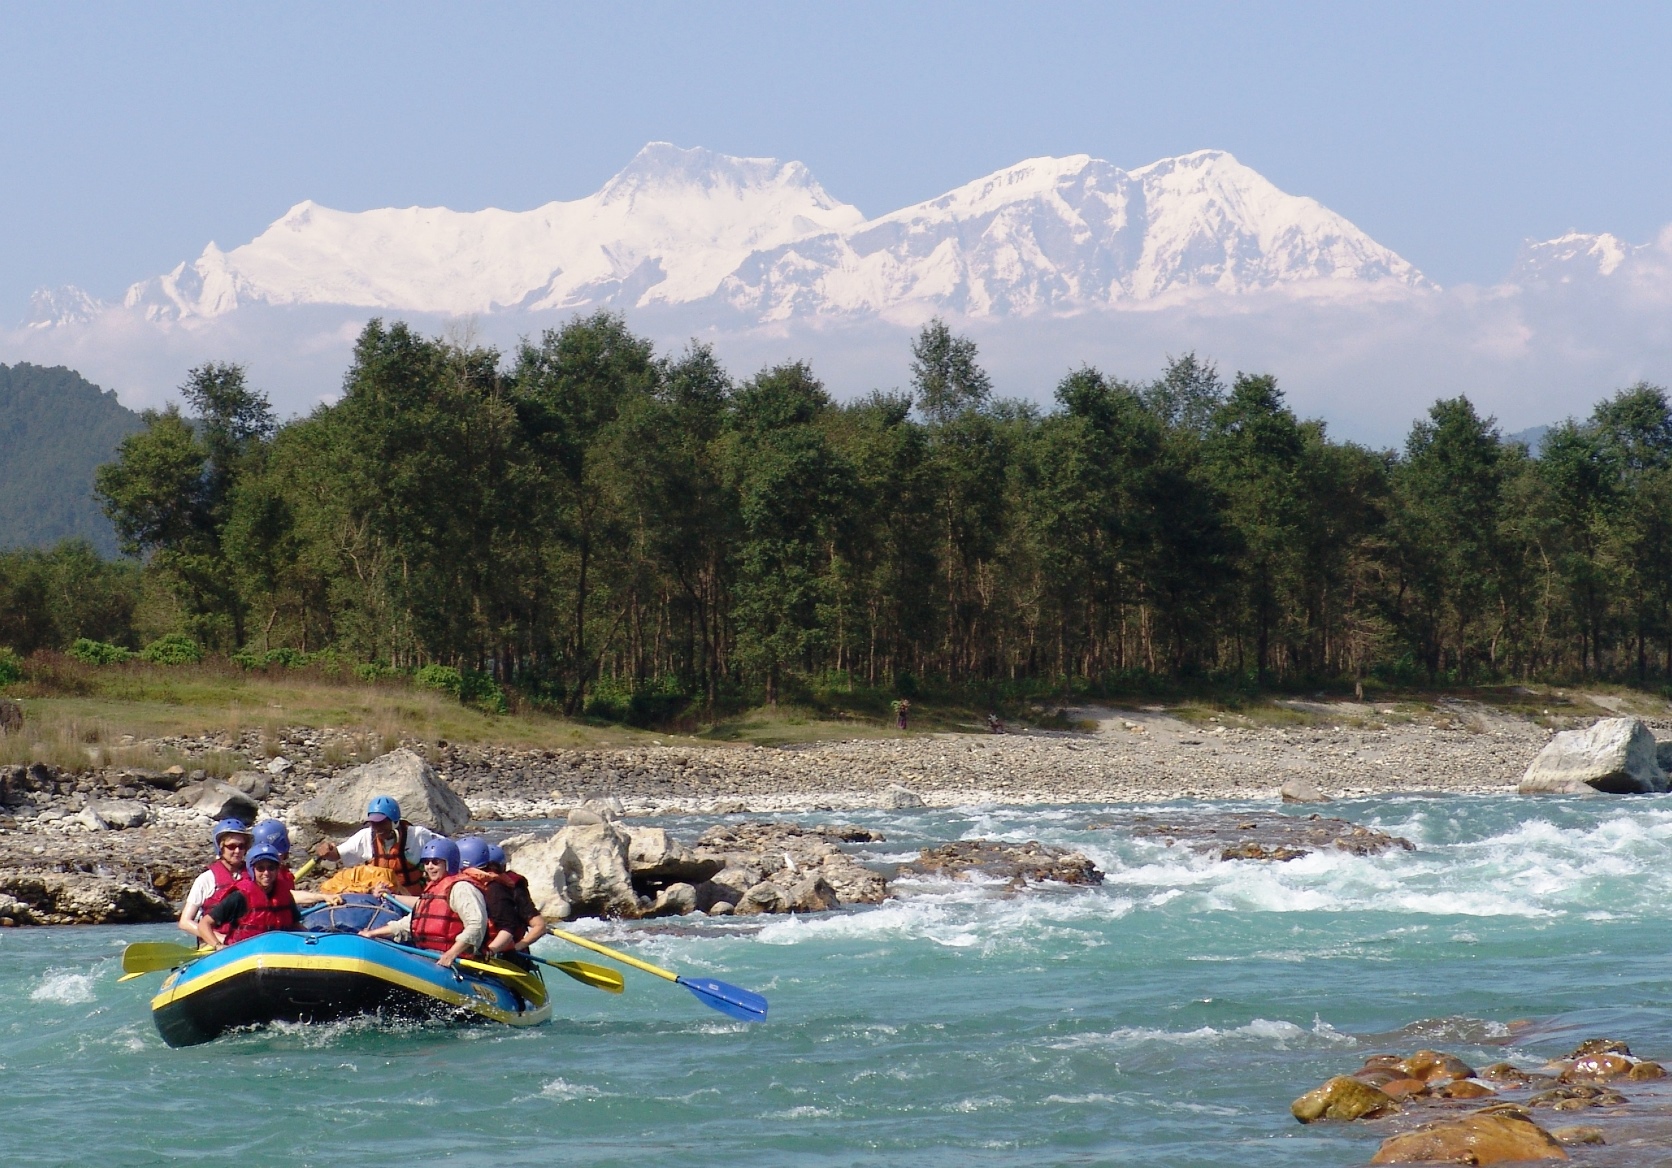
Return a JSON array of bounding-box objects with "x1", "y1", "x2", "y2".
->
[
  {"x1": 140, "y1": 634, "x2": 203, "y2": 666},
  {"x1": 230, "y1": 648, "x2": 261, "y2": 669},
  {"x1": 262, "y1": 647, "x2": 309, "y2": 668},
  {"x1": 413, "y1": 663, "x2": 463, "y2": 697},
  {"x1": 68, "y1": 638, "x2": 132, "y2": 665},
  {"x1": 354, "y1": 662, "x2": 398, "y2": 683},
  {"x1": 0, "y1": 647, "x2": 21, "y2": 686},
  {"x1": 413, "y1": 663, "x2": 506, "y2": 713}
]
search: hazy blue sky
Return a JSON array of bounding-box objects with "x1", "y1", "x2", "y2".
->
[{"x1": 3, "y1": 1, "x2": 1670, "y2": 314}]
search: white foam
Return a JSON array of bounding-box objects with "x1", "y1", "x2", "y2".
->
[
  {"x1": 30, "y1": 970, "x2": 95, "y2": 1004},
  {"x1": 538, "y1": 1078, "x2": 602, "y2": 1101},
  {"x1": 1050, "y1": 1017, "x2": 1353, "y2": 1051}
]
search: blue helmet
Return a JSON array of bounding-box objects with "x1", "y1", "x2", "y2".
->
[
  {"x1": 456, "y1": 837, "x2": 491, "y2": 871},
  {"x1": 251, "y1": 819, "x2": 291, "y2": 855},
  {"x1": 212, "y1": 818, "x2": 252, "y2": 846},
  {"x1": 365, "y1": 795, "x2": 401, "y2": 823},
  {"x1": 246, "y1": 843, "x2": 284, "y2": 870},
  {"x1": 418, "y1": 836, "x2": 460, "y2": 875},
  {"x1": 485, "y1": 843, "x2": 507, "y2": 869}
]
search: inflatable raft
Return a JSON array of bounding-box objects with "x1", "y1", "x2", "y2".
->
[{"x1": 150, "y1": 895, "x2": 550, "y2": 1047}]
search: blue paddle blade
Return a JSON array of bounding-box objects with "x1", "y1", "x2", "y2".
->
[{"x1": 677, "y1": 976, "x2": 768, "y2": 1022}]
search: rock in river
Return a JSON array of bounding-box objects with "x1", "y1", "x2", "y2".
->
[
  {"x1": 907, "y1": 839, "x2": 1102, "y2": 885},
  {"x1": 1519, "y1": 716, "x2": 1669, "y2": 795}
]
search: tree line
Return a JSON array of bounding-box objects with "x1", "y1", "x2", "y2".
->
[{"x1": 7, "y1": 311, "x2": 1672, "y2": 715}]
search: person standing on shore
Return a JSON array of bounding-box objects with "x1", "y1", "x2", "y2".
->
[
  {"x1": 176, "y1": 819, "x2": 252, "y2": 940},
  {"x1": 893, "y1": 698, "x2": 911, "y2": 730},
  {"x1": 312, "y1": 796, "x2": 436, "y2": 894}
]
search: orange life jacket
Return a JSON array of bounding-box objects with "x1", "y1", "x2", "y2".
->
[
  {"x1": 370, "y1": 822, "x2": 422, "y2": 893},
  {"x1": 410, "y1": 872, "x2": 468, "y2": 952},
  {"x1": 224, "y1": 874, "x2": 300, "y2": 944},
  {"x1": 462, "y1": 868, "x2": 521, "y2": 943}
]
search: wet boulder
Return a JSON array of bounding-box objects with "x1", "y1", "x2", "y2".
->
[
  {"x1": 1519, "y1": 716, "x2": 1669, "y2": 795},
  {"x1": 1291, "y1": 1075, "x2": 1396, "y2": 1123},
  {"x1": 1279, "y1": 776, "x2": 1330, "y2": 803},
  {"x1": 294, "y1": 748, "x2": 471, "y2": 836},
  {"x1": 1370, "y1": 1109, "x2": 1567, "y2": 1164},
  {"x1": 626, "y1": 826, "x2": 723, "y2": 885}
]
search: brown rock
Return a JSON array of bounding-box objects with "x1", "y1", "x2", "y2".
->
[
  {"x1": 1370, "y1": 1111, "x2": 1567, "y2": 1164},
  {"x1": 1549, "y1": 1125, "x2": 1605, "y2": 1147},
  {"x1": 1478, "y1": 1062, "x2": 1532, "y2": 1083},
  {"x1": 1569, "y1": 1038, "x2": 1631, "y2": 1059},
  {"x1": 1436, "y1": 1080, "x2": 1496, "y2": 1100},
  {"x1": 1291, "y1": 1075, "x2": 1396, "y2": 1123},
  {"x1": 909, "y1": 839, "x2": 1102, "y2": 885},
  {"x1": 1560, "y1": 1053, "x2": 1633, "y2": 1081},
  {"x1": 1628, "y1": 1059, "x2": 1665, "y2": 1080},
  {"x1": 1380, "y1": 1078, "x2": 1430, "y2": 1099},
  {"x1": 1400, "y1": 1049, "x2": 1477, "y2": 1084},
  {"x1": 1361, "y1": 1054, "x2": 1406, "y2": 1071}
]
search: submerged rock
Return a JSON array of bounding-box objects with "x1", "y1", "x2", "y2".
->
[
  {"x1": 906, "y1": 839, "x2": 1103, "y2": 885},
  {"x1": 1519, "y1": 716, "x2": 1669, "y2": 795},
  {"x1": 1120, "y1": 811, "x2": 1414, "y2": 861}
]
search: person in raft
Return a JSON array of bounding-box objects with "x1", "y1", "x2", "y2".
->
[
  {"x1": 485, "y1": 841, "x2": 548, "y2": 958},
  {"x1": 358, "y1": 837, "x2": 487, "y2": 968},
  {"x1": 250, "y1": 819, "x2": 296, "y2": 891},
  {"x1": 196, "y1": 842, "x2": 342, "y2": 949},
  {"x1": 311, "y1": 795, "x2": 438, "y2": 894},
  {"x1": 177, "y1": 818, "x2": 253, "y2": 939}
]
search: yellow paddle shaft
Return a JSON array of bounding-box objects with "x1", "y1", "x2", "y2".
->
[
  {"x1": 549, "y1": 926, "x2": 677, "y2": 982},
  {"x1": 294, "y1": 857, "x2": 319, "y2": 880}
]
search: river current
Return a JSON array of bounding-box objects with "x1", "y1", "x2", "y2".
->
[{"x1": 7, "y1": 796, "x2": 1672, "y2": 1166}]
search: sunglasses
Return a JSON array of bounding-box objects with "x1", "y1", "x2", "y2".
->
[
  {"x1": 252, "y1": 860, "x2": 281, "y2": 871},
  {"x1": 221, "y1": 841, "x2": 249, "y2": 852}
]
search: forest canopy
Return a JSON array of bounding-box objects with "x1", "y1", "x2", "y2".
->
[{"x1": 7, "y1": 313, "x2": 1672, "y2": 716}]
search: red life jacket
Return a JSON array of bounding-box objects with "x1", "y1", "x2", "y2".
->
[
  {"x1": 410, "y1": 872, "x2": 468, "y2": 952},
  {"x1": 278, "y1": 867, "x2": 296, "y2": 895},
  {"x1": 201, "y1": 859, "x2": 241, "y2": 913},
  {"x1": 371, "y1": 822, "x2": 422, "y2": 894},
  {"x1": 224, "y1": 874, "x2": 299, "y2": 944}
]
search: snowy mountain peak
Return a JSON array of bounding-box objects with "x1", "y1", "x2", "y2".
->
[
  {"x1": 1513, "y1": 231, "x2": 1640, "y2": 282},
  {"x1": 25, "y1": 285, "x2": 104, "y2": 329},
  {"x1": 110, "y1": 143, "x2": 1429, "y2": 326}
]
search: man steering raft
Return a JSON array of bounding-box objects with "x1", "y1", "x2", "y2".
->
[
  {"x1": 312, "y1": 795, "x2": 438, "y2": 894},
  {"x1": 358, "y1": 837, "x2": 487, "y2": 969}
]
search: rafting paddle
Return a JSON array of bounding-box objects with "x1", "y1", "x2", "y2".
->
[
  {"x1": 525, "y1": 955, "x2": 625, "y2": 994},
  {"x1": 120, "y1": 941, "x2": 211, "y2": 976},
  {"x1": 546, "y1": 926, "x2": 768, "y2": 1022}
]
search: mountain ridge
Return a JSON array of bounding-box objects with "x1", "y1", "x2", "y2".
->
[{"x1": 31, "y1": 144, "x2": 1434, "y2": 329}]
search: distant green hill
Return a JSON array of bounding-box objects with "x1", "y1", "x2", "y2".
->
[{"x1": 0, "y1": 362, "x2": 143, "y2": 554}]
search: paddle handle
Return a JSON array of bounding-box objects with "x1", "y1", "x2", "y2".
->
[
  {"x1": 548, "y1": 926, "x2": 678, "y2": 983},
  {"x1": 294, "y1": 857, "x2": 319, "y2": 880}
]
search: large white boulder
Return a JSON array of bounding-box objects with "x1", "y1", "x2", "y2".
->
[
  {"x1": 503, "y1": 820, "x2": 644, "y2": 920},
  {"x1": 294, "y1": 748, "x2": 471, "y2": 836},
  {"x1": 1519, "y1": 717, "x2": 1670, "y2": 795}
]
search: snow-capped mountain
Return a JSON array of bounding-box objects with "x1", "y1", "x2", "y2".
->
[
  {"x1": 33, "y1": 144, "x2": 1432, "y2": 330},
  {"x1": 721, "y1": 150, "x2": 1428, "y2": 319}
]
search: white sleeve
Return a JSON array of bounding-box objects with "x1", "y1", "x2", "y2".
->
[
  {"x1": 450, "y1": 883, "x2": 488, "y2": 948},
  {"x1": 335, "y1": 827, "x2": 375, "y2": 867},
  {"x1": 183, "y1": 870, "x2": 218, "y2": 916},
  {"x1": 404, "y1": 823, "x2": 439, "y2": 864}
]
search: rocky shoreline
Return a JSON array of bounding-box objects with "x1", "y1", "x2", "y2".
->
[{"x1": 0, "y1": 701, "x2": 1660, "y2": 925}]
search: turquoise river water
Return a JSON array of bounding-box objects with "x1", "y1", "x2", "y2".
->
[{"x1": 7, "y1": 796, "x2": 1672, "y2": 1166}]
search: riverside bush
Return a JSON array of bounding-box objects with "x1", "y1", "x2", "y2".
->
[
  {"x1": 68, "y1": 638, "x2": 132, "y2": 665},
  {"x1": 414, "y1": 663, "x2": 506, "y2": 713},
  {"x1": 0, "y1": 646, "x2": 21, "y2": 686},
  {"x1": 140, "y1": 634, "x2": 203, "y2": 665}
]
